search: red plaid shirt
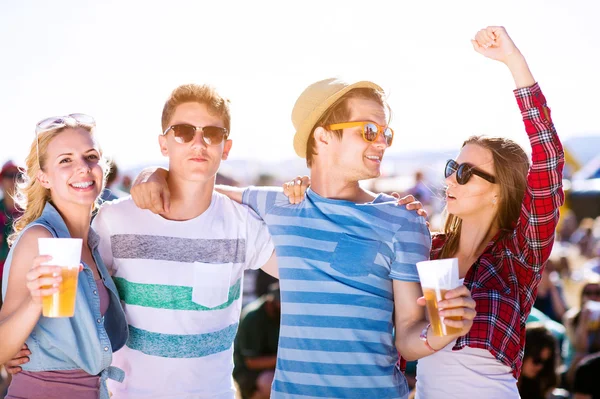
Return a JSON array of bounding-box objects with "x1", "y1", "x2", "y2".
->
[{"x1": 431, "y1": 83, "x2": 564, "y2": 379}]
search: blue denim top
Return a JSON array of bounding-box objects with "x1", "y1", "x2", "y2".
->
[{"x1": 1, "y1": 202, "x2": 128, "y2": 399}]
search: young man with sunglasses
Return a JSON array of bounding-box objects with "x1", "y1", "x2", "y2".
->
[
  {"x1": 131, "y1": 78, "x2": 477, "y2": 398},
  {"x1": 90, "y1": 84, "x2": 276, "y2": 399}
]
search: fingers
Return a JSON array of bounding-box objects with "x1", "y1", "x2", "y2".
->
[
  {"x1": 416, "y1": 296, "x2": 426, "y2": 307},
  {"x1": 163, "y1": 188, "x2": 171, "y2": 214},
  {"x1": 25, "y1": 264, "x2": 63, "y2": 299},
  {"x1": 283, "y1": 176, "x2": 309, "y2": 204},
  {"x1": 475, "y1": 29, "x2": 495, "y2": 48},
  {"x1": 130, "y1": 184, "x2": 145, "y2": 210},
  {"x1": 439, "y1": 286, "x2": 476, "y2": 310},
  {"x1": 5, "y1": 349, "x2": 31, "y2": 372},
  {"x1": 439, "y1": 297, "x2": 476, "y2": 311},
  {"x1": 293, "y1": 176, "x2": 303, "y2": 199},
  {"x1": 471, "y1": 39, "x2": 485, "y2": 54},
  {"x1": 443, "y1": 317, "x2": 474, "y2": 329},
  {"x1": 149, "y1": 184, "x2": 165, "y2": 214},
  {"x1": 417, "y1": 208, "x2": 429, "y2": 219},
  {"x1": 390, "y1": 192, "x2": 400, "y2": 199},
  {"x1": 443, "y1": 285, "x2": 469, "y2": 299},
  {"x1": 439, "y1": 307, "x2": 477, "y2": 320},
  {"x1": 397, "y1": 195, "x2": 415, "y2": 206}
]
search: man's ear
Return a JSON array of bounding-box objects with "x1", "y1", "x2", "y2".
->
[
  {"x1": 37, "y1": 170, "x2": 51, "y2": 189},
  {"x1": 159, "y1": 135, "x2": 169, "y2": 157},
  {"x1": 221, "y1": 139, "x2": 233, "y2": 161},
  {"x1": 313, "y1": 127, "x2": 332, "y2": 151}
]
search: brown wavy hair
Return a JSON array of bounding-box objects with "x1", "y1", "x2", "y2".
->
[
  {"x1": 439, "y1": 135, "x2": 530, "y2": 259},
  {"x1": 8, "y1": 122, "x2": 107, "y2": 246}
]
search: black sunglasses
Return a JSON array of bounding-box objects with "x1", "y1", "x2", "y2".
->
[
  {"x1": 530, "y1": 355, "x2": 547, "y2": 365},
  {"x1": 163, "y1": 124, "x2": 229, "y2": 146},
  {"x1": 445, "y1": 159, "x2": 496, "y2": 185}
]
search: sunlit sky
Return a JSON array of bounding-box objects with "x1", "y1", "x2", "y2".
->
[{"x1": 1, "y1": 0, "x2": 599, "y2": 172}]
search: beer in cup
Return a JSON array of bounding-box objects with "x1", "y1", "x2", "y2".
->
[
  {"x1": 38, "y1": 238, "x2": 82, "y2": 317},
  {"x1": 416, "y1": 258, "x2": 462, "y2": 336}
]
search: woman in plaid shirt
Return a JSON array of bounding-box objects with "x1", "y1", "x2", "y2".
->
[{"x1": 415, "y1": 27, "x2": 564, "y2": 398}]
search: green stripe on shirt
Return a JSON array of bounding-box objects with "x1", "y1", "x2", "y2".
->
[
  {"x1": 113, "y1": 277, "x2": 241, "y2": 311},
  {"x1": 126, "y1": 324, "x2": 239, "y2": 358}
]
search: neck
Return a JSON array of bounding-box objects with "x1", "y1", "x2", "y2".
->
[
  {"x1": 455, "y1": 212, "x2": 499, "y2": 274},
  {"x1": 161, "y1": 174, "x2": 214, "y2": 221},
  {"x1": 52, "y1": 202, "x2": 92, "y2": 242},
  {"x1": 310, "y1": 164, "x2": 375, "y2": 203}
]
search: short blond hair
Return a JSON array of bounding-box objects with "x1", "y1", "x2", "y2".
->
[{"x1": 161, "y1": 84, "x2": 231, "y2": 133}]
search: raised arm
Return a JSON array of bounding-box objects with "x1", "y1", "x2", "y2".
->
[
  {"x1": 0, "y1": 227, "x2": 62, "y2": 363},
  {"x1": 474, "y1": 27, "x2": 564, "y2": 275}
]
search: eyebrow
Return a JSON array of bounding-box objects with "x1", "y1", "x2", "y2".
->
[{"x1": 57, "y1": 148, "x2": 98, "y2": 157}]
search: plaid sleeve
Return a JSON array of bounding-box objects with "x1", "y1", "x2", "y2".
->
[{"x1": 512, "y1": 83, "x2": 565, "y2": 277}]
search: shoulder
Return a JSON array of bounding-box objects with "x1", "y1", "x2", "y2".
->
[
  {"x1": 96, "y1": 196, "x2": 138, "y2": 219},
  {"x1": 212, "y1": 192, "x2": 257, "y2": 218},
  {"x1": 8, "y1": 225, "x2": 53, "y2": 266}
]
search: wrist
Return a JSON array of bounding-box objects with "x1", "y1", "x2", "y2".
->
[
  {"x1": 420, "y1": 323, "x2": 445, "y2": 352},
  {"x1": 502, "y1": 49, "x2": 525, "y2": 67}
]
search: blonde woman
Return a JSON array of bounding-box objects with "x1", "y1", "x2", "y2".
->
[{"x1": 0, "y1": 114, "x2": 127, "y2": 399}]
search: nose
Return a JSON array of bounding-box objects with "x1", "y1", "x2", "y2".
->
[
  {"x1": 445, "y1": 171, "x2": 457, "y2": 187},
  {"x1": 190, "y1": 129, "x2": 207, "y2": 150},
  {"x1": 76, "y1": 156, "x2": 92, "y2": 174},
  {"x1": 372, "y1": 131, "x2": 389, "y2": 149}
]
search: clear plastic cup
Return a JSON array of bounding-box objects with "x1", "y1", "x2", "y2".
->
[
  {"x1": 416, "y1": 258, "x2": 461, "y2": 336},
  {"x1": 38, "y1": 238, "x2": 82, "y2": 317}
]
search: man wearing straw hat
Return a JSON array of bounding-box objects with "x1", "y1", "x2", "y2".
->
[{"x1": 129, "y1": 78, "x2": 477, "y2": 398}]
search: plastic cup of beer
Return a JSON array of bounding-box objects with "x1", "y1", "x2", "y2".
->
[
  {"x1": 38, "y1": 238, "x2": 82, "y2": 317},
  {"x1": 416, "y1": 258, "x2": 462, "y2": 336}
]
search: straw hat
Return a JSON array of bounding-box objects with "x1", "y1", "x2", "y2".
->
[{"x1": 291, "y1": 78, "x2": 382, "y2": 158}]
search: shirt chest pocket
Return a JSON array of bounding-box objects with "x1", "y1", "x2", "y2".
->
[
  {"x1": 192, "y1": 262, "x2": 234, "y2": 308},
  {"x1": 330, "y1": 234, "x2": 381, "y2": 277}
]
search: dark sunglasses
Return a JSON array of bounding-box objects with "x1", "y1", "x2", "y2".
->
[
  {"x1": 163, "y1": 124, "x2": 229, "y2": 146},
  {"x1": 530, "y1": 355, "x2": 548, "y2": 365},
  {"x1": 445, "y1": 159, "x2": 496, "y2": 185}
]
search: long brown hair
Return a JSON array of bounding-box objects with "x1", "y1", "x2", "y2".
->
[
  {"x1": 439, "y1": 135, "x2": 530, "y2": 259},
  {"x1": 8, "y1": 123, "x2": 107, "y2": 246}
]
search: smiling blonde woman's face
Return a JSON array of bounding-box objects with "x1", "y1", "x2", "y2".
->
[{"x1": 38, "y1": 127, "x2": 104, "y2": 208}]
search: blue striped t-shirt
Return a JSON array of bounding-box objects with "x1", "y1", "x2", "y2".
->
[{"x1": 242, "y1": 187, "x2": 431, "y2": 399}]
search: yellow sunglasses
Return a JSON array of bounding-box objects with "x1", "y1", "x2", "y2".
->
[{"x1": 328, "y1": 121, "x2": 394, "y2": 146}]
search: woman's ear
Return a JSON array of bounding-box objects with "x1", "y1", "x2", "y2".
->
[{"x1": 37, "y1": 170, "x2": 51, "y2": 189}]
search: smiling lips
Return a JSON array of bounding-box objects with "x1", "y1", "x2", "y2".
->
[
  {"x1": 70, "y1": 181, "x2": 95, "y2": 190},
  {"x1": 365, "y1": 155, "x2": 382, "y2": 163}
]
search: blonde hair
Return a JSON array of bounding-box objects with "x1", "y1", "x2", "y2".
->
[
  {"x1": 439, "y1": 135, "x2": 530, "y2": 259},
  {"x1": 306, "y1": 88, "x2": 389, "y2": 168},
  {"x1": 161, "y1": 84, "x2": 231, "y2": 133},
  {"x1": 8, "y1": 122, "x2": 108, "y2": 246}
]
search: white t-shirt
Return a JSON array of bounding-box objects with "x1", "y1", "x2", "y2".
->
[{"x1": 92, "y1": 194, "x2": 274, "y2": 399}]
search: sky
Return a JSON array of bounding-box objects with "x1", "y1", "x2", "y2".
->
[{"x1": 1, "y1": 0, "x2": 599, "y2": 175}]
